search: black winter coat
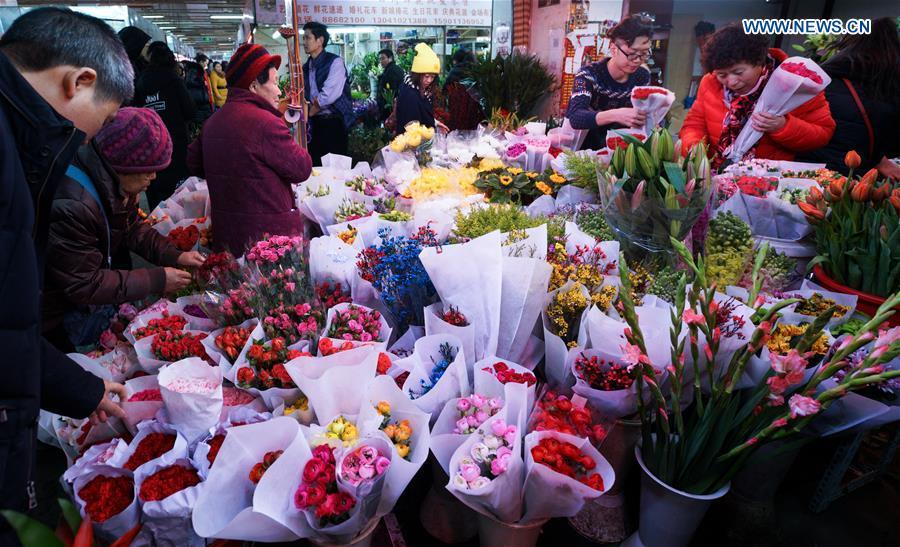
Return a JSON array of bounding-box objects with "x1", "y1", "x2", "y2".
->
[
  {"x1": 798, "y1": 59, "x2": 899, "y2": 174},
  {"x1": 395, "y1": 76, "x2": 435, "y2": 135},
  {"x1": 134, "y1": 65, "x2": 196, "y2": 206},
  {"x1": 0, "y1": 51, "x2": 105, "y2": 515},
  {"x1": 376, "y1": 62, "x2": 404, "y2": 121}
]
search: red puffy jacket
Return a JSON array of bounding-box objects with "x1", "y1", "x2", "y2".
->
[{"x1": 680, "y1": 49, "x2": 835, "y2": 160}]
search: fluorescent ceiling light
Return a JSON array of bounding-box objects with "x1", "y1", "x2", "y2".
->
[
  {"x1": 142, "y1": 15, "x2": 164, "y2": 19},
  {"x1": 210, "y1": 15, "x2": 245, "y2": 20},
  {"x1": 159, "y1": 26, "x2": 176, "y2": 30}
]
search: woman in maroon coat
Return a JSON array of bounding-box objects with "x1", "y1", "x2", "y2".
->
[{"x1": 187, "y1": 44, "x2": 312, "y2": 256}]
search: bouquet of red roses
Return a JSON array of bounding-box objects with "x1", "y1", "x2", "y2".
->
[
  {"x1": 215, "y1": 325, "x2": 253, "y2": 363},
  {"x1": 132, "y1": 312, "x2": 188, "y2": 341},
  {"x1": 168, "y1": 225, "x2": 200, "y2": 251},
  {"x1": 529, "y1": 391, "x2": 607, "y2": 445},
  {"x1": 530, "y1": 437, "x2": 605, "y2": 491},
  {"x1": 73, "y1": 466, "x2": 139, "y2": 540},
  {"x1": 151, "y1": 330, "x2": 210, "y2": 362}
]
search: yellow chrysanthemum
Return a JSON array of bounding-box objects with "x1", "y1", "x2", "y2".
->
[
  {"x1": 500, "y1": 175, "x2": 513, "y2": 186},
  {"x1": 526, "y1": 172, "x2": 539, "y2": 179},
  {"x1": 550, "y1": 173, "x2": 567, "y2": 184},
  {"x1": 508, "y1": 167, "x2": 524, "y2": 175},
  {"x1": 536, "y1": 181, "x2": 552, "y2": 195}
]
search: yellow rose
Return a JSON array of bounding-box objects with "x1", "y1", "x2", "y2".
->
[
  {"x1": 383, "y1": 424, "x2": 397, "y2": 438},
  {"x1": 376, "y1": 401, "x2": 391, "y2": 416},
  {"x1": 395, "y1": 443, "x2": 410, "y2": 458}
]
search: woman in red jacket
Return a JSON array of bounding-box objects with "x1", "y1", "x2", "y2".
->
[
  {"x1": 680, "y1": 25, "x2": 835, "y2": 167},
  {"x1": 188, "y1": 44, "x2": 312, "y2": 256}
]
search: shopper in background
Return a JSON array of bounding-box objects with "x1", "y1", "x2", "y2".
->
[
  {"x1": 798, "y1": 17, "x2": 900, "y2": 179},
  {"x1": 302, "y1": 21, "x2": 354, "y2": 165},
  {"x1": 395, "y1": 42, "x2": 446, "y2": 134},
  {"x1": 209, "y1": 60, "x2": 228, "y2": 108},
  {"x1": 43, "y1": 108, "x2": 202, "y2": 351},
  {"x1": 117, "y1": 25, "x2": 151, "y2": 100},
  {"x1": 565, "y1": 15, "x2": 653, "y2": 150},
  {"x1": 0, "y1": 8, "x2": 129, "y2": 543},
  {"x1": 188, "y1": 43, "x2": 312, "y2": 255},
  {"x1": 133, "y1": 41, "x2": 196, "y2": 209},
  {"x1": 444, "y1": 48, "x2": 483, "y2": 131},
  {"x1": 184, "y1": 59, "x2": 214, "y2": 132},
  {"x1": 680, "y1": 25, "x2": 835, "y2": 167},
  {"x1": 376, "y1": 48, "x2": 404, "y2": 122}
]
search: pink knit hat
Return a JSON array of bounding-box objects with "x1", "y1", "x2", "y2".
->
[{"x1": 95, "y1": 107, "x2": 172, "y2": 173}]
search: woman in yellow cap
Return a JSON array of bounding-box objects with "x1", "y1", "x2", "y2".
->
[{"x1": 395, "y1": 42, "x2": 447, "y2": 135}]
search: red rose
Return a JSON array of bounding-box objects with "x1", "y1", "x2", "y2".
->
[
  {"x1": 236, "y1": 367, "x2": 255, "y2": 386},
  {"x1": 247, "y1": 344, "x2": 264, "y2": 361},
  {"x1": 315, "y1": 493, "x2": 339, "y2": 519},
  {"x1": 318, "y1": 461, "x2": 336, "y2": 485},
  {"x1": 271, "y1": 364, "x2": 293, "y2": 386},
  {"x1": 334, "y1": 491, "x2": 356, "y2": 515}
]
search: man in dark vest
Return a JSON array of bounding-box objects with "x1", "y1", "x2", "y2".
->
[{"x1": 302, "y1": 22, "x2": 354, "y2": 165}]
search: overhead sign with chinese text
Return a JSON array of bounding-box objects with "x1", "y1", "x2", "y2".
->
[{"x1": 291, "y1": 0, "x2": 492, "y2": 27}]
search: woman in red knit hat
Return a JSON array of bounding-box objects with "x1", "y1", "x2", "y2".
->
[
  {"x1": 43, "y1": 107, "x2": 205, "y2": 351},
  {"x1": 187, "y1": 43, "x2": 312, "y2": 256}
]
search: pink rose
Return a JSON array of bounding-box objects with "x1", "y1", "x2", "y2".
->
[
  {"x1": 490, "y1": 419, "x2": 507, "y2": 437},
  {"x1": 457, "y1": 398, "x2": 471, "y2": 412},
  {"x1": 99, "y1": 329, "x2": 118, "y2": 350},
  {"x1": 474, "y1": 410, "x2": 488, "y2": 424},
  {"x1": 375, "y1": 456, "x2": 390, "y2": 475}
]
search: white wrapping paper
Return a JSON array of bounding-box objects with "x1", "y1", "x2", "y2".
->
[
  {"x1": 135, "y1": 457, "x2": 205, "y2": 546},
  {"x1": 402, "y1": 334, "x2": 471, "y2": 421},
  {"x1": 473, "y1": 357, "x2": 536, "y2": 432},
  {"x1": 420, "y1": 231, "x2": 504, "y2": 362},
  {"x1": 321, "y1": 302, "x2": 393, "y2": 352},
  {"x1": 424, "y1": 302, "x2": 477, "y2": 369},
  {"x1": 122, "y1": 375, "x2": 163, "y2": 435},
  {"x1": 191, "y1": 418, "x2": 302, "y2": 542},
  {"x1": 158, "y1": 357, "x2": 224, "y2": 443},
  {"x1": 286, "y1": 345, "x2": 378, "y2": 424},
  {"x1": 120, "y1": 420, "x2": 189, "y2": 476},
  {"x1": 631, "y1": 86, "x2": 676, "y2": 135},
  {"x1": 728, "y1": 56, "x2": 831, "y2": 162},
  {"x1": 498, "y1": 256, "x2": 552, "y2": 365},
  {"x1": 201, "y1": 318, "x2": 260, "y2": 374}
]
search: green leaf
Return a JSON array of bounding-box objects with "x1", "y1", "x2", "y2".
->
[
  {"x1": 663, "y1": 161, "x2": 686, "y2": 194},
  {"x1": 806, "y1": 255, "x2": 828, "y2": 274},
  {"x1": 1, "y1": 511, "x2": 64, "y2": 547},
  {"x1": 58, "y1": 498, "x2": 82, "y2": 537}
]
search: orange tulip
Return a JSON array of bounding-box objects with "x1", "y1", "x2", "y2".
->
[
  {"x1": 871, "y1": 183, "x2": 892, "y2": 203},
  {"x1": 844, "y1": 150, "x2": 861, "y2": 169},
  {"x1": 890, "y1": 189, "x2": 900, "y2": 212},
  {"x1": 859, "y1": 167, "x2": 879, "y2": 186},
  {"x1": 828, "y1": 178, "x2": 845, "y2": 200},
  {"x1": 798, "y1": 201, "x2": 825, "y2": 221},
  {"x1": 850, "y1": 181, "x2": 871, "y2": 202},
  {"x1": 807, "y1": 186, "x2": 824, "y2": 204}
]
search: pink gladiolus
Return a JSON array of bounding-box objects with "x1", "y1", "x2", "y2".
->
[
  {"x1": 682, "y1": 309, "x2": 705, "y2": 326},
  {"x1": 766, "y1": 375, "x2": 790, "y2": 396},
  {"x1": 767, "y1": 393, "x2": 784, "y2": 407},
  {"x1": 771, "y1": 418, "x2": 788, "y2": 428},
  {"x1": 621, "y1": 343, "x2": 649, "y2": 370},
  {"x1": 770, "y1": 349, "x2": 807, "y2": 386},
  {"x1": 788, "y1": 394, "x2": 821, "y2": 418}
]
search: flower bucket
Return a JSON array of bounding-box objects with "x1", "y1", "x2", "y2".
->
[
  {"x1": 309, "y1": 517, "x2": 380, "y2": 547},
  {"x1": 813, "y1": 265, "x2": 899, "y2": 326},
  {"x1": 419, "y1": 456, "x2": 478, "y2": 543},
  {"x1": 635, "y1": 445, "x2": 729, "y2": 547},
  {"x1": 569, "y1": 417, "x2": 641, "y2": 543},
  {"x1": 476, "y1": 513, "x2": 547, "y2": 547}
]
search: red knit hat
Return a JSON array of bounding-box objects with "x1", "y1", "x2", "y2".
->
[
  {"x1": 226, "y1": 43, "x2": 282, "y2": 89},
  {"x1": 95, "y1": 107, "x2": 172, "y2": 174}
]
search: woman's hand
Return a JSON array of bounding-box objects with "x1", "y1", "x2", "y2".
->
[
  {"x1": 751, "y1": 111, "x2": 786, "y2": 133},
  {"x1": 177, "y1": 251, "x2": 206, "y2": 268},
  {"x1": 596, "y1": 108, "x2": 646, "y2": 128},
  {"x1": 89, "y1": 380, "x2": 127, "y2": 425},
  {"x1": 876, "y1": 156, "x2": 900, "y2": 181},
  {"x1": 435, "y1": 120, "x2": 450, "y2": 134},
  {"x1": 164, "y1": 267, "x2": 192, "y2": 293}
]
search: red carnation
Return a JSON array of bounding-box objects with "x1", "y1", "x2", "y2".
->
[
  {"x1": 139, "y1": 465, "x2": 201, "y2": 502},
  {"x1": 124, "y1": 433, "x2": 176, "y2": 471},
  {"x1": 78, "y1": 475, "x2": 134, "y2": 523}
]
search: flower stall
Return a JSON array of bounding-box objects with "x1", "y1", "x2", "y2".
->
[{"x1": 17, "y1": 112, "x2": 900, "y2": 547}]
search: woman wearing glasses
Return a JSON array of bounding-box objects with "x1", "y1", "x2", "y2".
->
[
  {"x1": 566, "y1": 16, "x2": 653, "y2": 150},
  {"x1": 680, "y1": 25, "x2": 835, "y2": 168}
]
